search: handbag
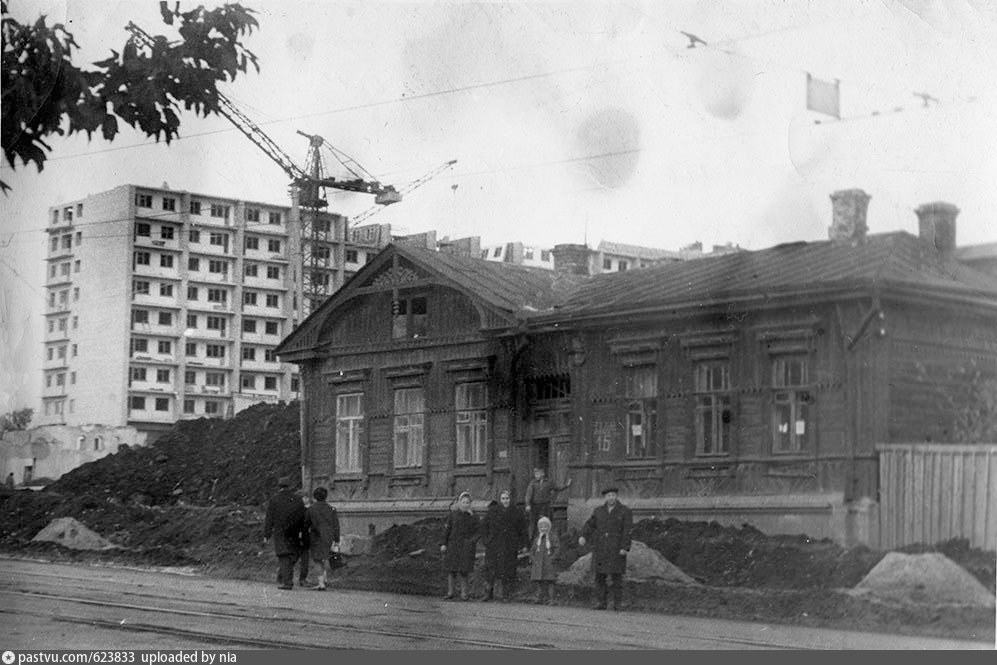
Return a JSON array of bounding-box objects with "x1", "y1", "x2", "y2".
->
[{"x1": 329, "y1": 551, "x2": 345, "y2": 569}]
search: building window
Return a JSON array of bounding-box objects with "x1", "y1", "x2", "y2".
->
[
  {"x1": 455, "y1": 383, "x2": 488, "y2": 465},
  {"x1": 391, "y1": 296, "x2": 427, "y2": 339},
  {"x1": 131, "y1": 366, "x2": 147, "y2": 382},
  {"x1": 207, "y1": 288, "x2": 227, "y2": 304},
  {"x1": 155, "y1": 397, "x2": 169, "y2": 411},
  {"x1": 190, "y1": 200, "x2": 202, "y2": 215},
  {"x1": 244, "y1": 263, "x2": 258, "y2": 277},
  {"x1": 160, "y1": 254, "x2": 174, "y2": 268},
  {"x1": 208, "y1": 259, "x2": 227, "y2": 275},
  {"x1": 603, "y1": 258, "x2": 613, "y2": 270},
  {"x1": 60, "y1": 262, "x2": 70, "y2": 276},
  {"x1": 72, "y1": 316, "x2": 78, "y2": 329},
  {"x1": 56, "y1": 372, "x2": 65, "y2": 386},
  {"x1": 267, "y1": 239, "x2": 281, "y2": 253},
  {"x1": 772, "y1": 356, "x2": 811, "y2": 453},
  {"x1": 160, "y1": 283, "x2": 173, "y2": 297},
  {"x1": 266, "y1": 265, "x2": 280, "y2": 280},
  {"x1": 134, "y1": 251, "x2": 151, "y2": 266},
  {"x1": 526, "y1": 374, "x2": 571, "y2": 401},
  {"x1": 70, "y1": 371, "x2": 76, "y2": 384},
  {"x1": 246, "y1": 208, "x2": 260, "y2": 222},
  {"x1": 74, "y1": 260, "x2": 81, "y2": 273},
  {"x1": 131, "y1": 338, "x2": 148, "y2": 354},
  {"x1": 291, "y1": 375, "x2": 299, "y2": 392},
  {"x1": 57, "y1": 317, "x2": 67, "y2": 331},
  {"x1": 268, "y1": 211, "x2": 281, "y2": 225},
  {"x1": 393, "y1": 387, "x2": 425, "y2": 468},
  {"x1": 156, "y1": 369, "x2": 170, "y2": 383},
  {"x1": 183, "y1": 399, "x2": 195, "y2": 414},
  {"x1": 185, "y1": 342, "x2": 197, "y2": 357},
  {"x1": 624, "y1": 366, "x2": 657, "y2": 458},
  {"x1": 242, "y1": 319, "x2": 257, "y2": 333},
  {"x1": 185, "y1": 371, "x2": 196, "y2": 385},
  {"x1": 619, "y1": 260, "x2": 629, "y2": 271},
  {"x1": 50, "y1": 236, "x2": 58, "y2": 252},
  {"x1": 158, "y1": 340, "x2": 171, "y2": 354},
  {"x1": 264, "y1": 320, "x2": 279, "y2": 335},
  {"x1": 206, "y1": 315, "x2": 226, "y2": 333},
  {"x1": 264, "y1": 348, "x2": 277, "y2": 362},
  {"x1": 241, "y1": 374, "x2": 256, "y2": 390},
  {"x1": 209, "y1": 204, "x2": 230, "y2": 219},
  {"x1": 160, "y1": 224, "x2": 175, "y2": 239},
  {"x1": 189, "y1": 229, "x2": 200, "y2": 243},
  {"x1": 205, "y1": 344, "x2": 225, "y2": 358},
  {"x1": 264, "y1": 375, "x2": 277, "y2": 390},
  {"x1": 245, "y1": 236, "x2": 259, "y2": 251},
  {"x1": 314, "y1": 246, "x2": 330, "y2": 261},
  {"x1": 336, "y1": 393, "x2": 364, "y2": 473},
  {"x1": 75, "y1": 231, "x2": 82, "y2": 245},
  {"x1": 136, "y1": 193, "x2": 152, "y2": 207},
  {"x1": 205, "y1": 372, "x2": 225, "y2": 387},
  {"x1": 265, "y1": 294, "x2": 279, "y2": 308},
  {"x1": 188, "y1": 257, "x2": 200, "y2": 272},
  {"x1": 158, "y1": 311, "x2": 172, "y2": 326},
  {"x1": 187, "y1": 286, "x2": 198, "y2": 301},
  {"x1": 186, "y1": 314, "x2": 198, "y2": 329},
  {"x1": 204, "y1": 400, "x2": 220, "y2": 415},
  {"x1": 71, "y1": 343, "x2": 77, "y2": 357},
  {"x1": 73, "y1": 287, "x2": 79, "y2": 301},
  {"x1": 242, "y1": 346, "x2": 256, "y2": 361},
  {"x1": 243, "y1": 291, "x2": 257, "y2": 306},
  {"x1": 209, "y1": 232, "x2": 228, "y2": 249},
  {"x1": 132, "y1": 309, "x2": 149, "y2": 325},
  {"x1": 61, "y1": 234, "x2": 71, "y2": 249},
  {"x1": 695, "y1": 361, "x2": 732, "y2": 456},
  {"x1": 133, "y1": 280, "x2": 150, "y2": 295},
  {"x1": 130, "y1": 396, "x2": 146, "y2": 410},
  {"x1": 345, "y1": 249, "x2": 358, "y2": 263}
]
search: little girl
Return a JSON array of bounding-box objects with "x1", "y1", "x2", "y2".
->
[{"x1": 530, "y1": 515, "x2": 559, "y2": 604}]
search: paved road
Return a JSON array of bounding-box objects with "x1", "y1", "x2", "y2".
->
[{"x1": 0, "y1": 559, "x2": 989, "y2": 650}]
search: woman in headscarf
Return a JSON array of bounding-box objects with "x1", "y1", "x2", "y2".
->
[
  {"x1": 480, "y1": 489, "x2": 528, "y2": 601},
  {"x1": 440, "y1": 491, "x2": 479, "y2": 600}
]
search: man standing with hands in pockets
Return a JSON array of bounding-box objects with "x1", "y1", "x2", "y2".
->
[{"x1": 578, "y1": 487, "x2": 632, "y2": 610}]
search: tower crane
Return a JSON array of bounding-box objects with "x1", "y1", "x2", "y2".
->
[{"x1": 124, "y1": 22, "x2": 454, "y2": 316}]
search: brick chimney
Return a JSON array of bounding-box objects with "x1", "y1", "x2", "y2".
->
[
  {"x1": 915, "y1": 202, "x2": 959, "y2": 255},
  {"x1": 551, "y1": 243, "x2": 595, "y2": 277},
  {"x1": 828, "y1": 189, "x2": 871, "y2": 243}
]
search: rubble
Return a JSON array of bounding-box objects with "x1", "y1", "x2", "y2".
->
[
  {"x1": 853, "y1": 552, "x2": 996, "y2": 607},
  {"x1": 32, "y1": 517, "x2": 119, "y2": 551},
  {"x1": 557, "y1": 540, "x2": 698, "y2": 586}
]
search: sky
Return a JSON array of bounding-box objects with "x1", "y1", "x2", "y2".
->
[{"x1": 2, "y1": 0, "x2": 996, "y2": 413}]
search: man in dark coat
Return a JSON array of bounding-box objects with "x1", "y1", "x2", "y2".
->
[
  {"x1": 263, "y1": 475, "x2": 306, "y2": 590},
  {"x1": 579, "y1": 487, "x2": 632, "y2": 610},
  {"x1": 480, "y1": 489, "x2": 529, "y2": 601}
]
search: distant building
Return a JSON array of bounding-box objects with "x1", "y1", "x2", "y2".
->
[{"x1": 477, "y1": 239, "x2": 741, "y2": 273}]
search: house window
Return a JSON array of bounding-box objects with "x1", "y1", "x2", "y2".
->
[
  {"x1": 245, "y1": 236, "x2": 259, "y2": 251},
  {"x1": 135, "y1": 193, "x2": 152, "y2": 207},
  {"x1": 71, "y1": 343, "x2": 77, "y2": 357},
  {"x1": 204, "y1": 400, "x2": 220, "y2": 415},
  {"x1": 187, "y1": 286, "x2": 198, "y2": 301},
  {"x1": 246, "y1": 208, "x2": 260, "y2": 222},
  {"x1": 158, "y1": 340, "x2": 171, "y2": 354},
  {"x1": 190, "y1": 200, "x2": 201, "y2": 215},
  {"x1": 291, "y1": 375, "x2": 299, "y2": 392},
  {"x1": 618, "y1": 260, "x2": 629, "y2": 271},
  {"x1": 264, "y1": 321, "x2": 279, "y2": 335},
  {"x1": 264, "y1": 348, "x2": 277, "y2": 362},
  {"x1": 207, "y1": 288, "x2": 227, "y2": 304},
  {"x1": 244, "y1": 263, "x2": 258, "y2": 277},
  {"x1": 694, "y1": 361, "x2": 732, "y2": 456},
  {"x1": 156, "y1": 369, "x2": 170, "y2": 383},
  {"x1": 243, "y1": 291, "x2": 258, "y2": 306},
  {"x1": 209, "y1": 204, "x2": 229, "y2": 219},
  {"x1": 242, "y1": 346, "x2": 256, "y2": 361},
  {"x1": 267, "y1": 239, "x2": 281, "y2": 253},
  {"x1": 393, "y1": 387, "x2": 425, "y2": 468},
  {"x1": 268, "y1": 211, "x2": 281, "y2": 225},
  {"x1": 207, "y1": 315, "x2": 226, "y2": 333},
  {"x1": 772, "y1": 356, "x2": 811, "y2": 453},
  {"x1": 131, "y1": 338, "x2": 148, "y2": 354},
  {"x1": 188, "y1": 257, "x2": 200, "y2": 272},
  {"x1": 160, "y1": 283, "x2": 173, "y2": 297},
  {"x1": 161, "y1": 197, "x2": 176, "y2": 212},
  {"x1": 346, "y1": 249, "x2": 358, "y2": 262},
  {"x1": 264, "y1": 375, "x2": 277, "y2": 390},
  {"x1": 314, "y1": 246, "x2": 330, "y2": 260},
  {"x1": 603, "y1": 258, "x2": 613, "y2": 270},
  {"x1": 209, "y1": 232, "x2": 228, "y2": 249},
  {"x1": 241, "y1": 374, "x2": 256, "y2": 390},
  {"x1": 205, "y1": 344, "x2": 225, "y2": 358},
  {"x1": 208, "y1": 260, "x2": 227, "y2": 275},
  {"x1": 73, "y1": 287, "x2": 79, "y2": 301},
  {"x1": 189, "y1": 229, "x2": 200, "y2": 243},
  {"x1": 391, "y1": 296, "x2": 427, "y2": 339},
  {"x1": 624, "y1": 366, "x2": 657, "y2": 458},
  {"x1": 62, "y1": 234, "x2": 71, "y2": 249},
  {"x1": 63, "y1": 206, "x2": 73, "y2": 221},
  {"x1": 74, "y1": 260, "x2": 80, "y2": 272},
  {"x1": 158, "y1": 311, "x2": 172, "y2": 326},
  {"x1": 526, "y1": 374, "x2": 571, "y2": 401},
  {"x1": 185, "y1": 371, "x2": 196, "y2": 385},
  {"x1": 336, "y1": 393, "x2": 364, "y2": 473},
  {"x1": 155, "y1": 397, "x2": 170, "y2": 411},
  {"x1": 70, "y1": 371, "x2": 76, "y2": 384},
  {"x1": 205, "y1": 372, "x2": 225, "y2": 387},
  {"x1": 183, "y1": 399, "x2": 195, "y2": 414},
  {"x1": 132, "y1": 309, "x2": 149, "y2": 325},
  {"x1": 455, "y1": 383, "x2": 488, "y2": 464},
  {"x1": 160, "y1": 225, "x2": 175, "y2": 240},
  {"x1": 242, "y1": 319, "x2": 257, "y2": 333},
  {"x1": 134, "y1": 251, "x2": 151, "y2": 266},
  {"x1": 130, "y1": 396, "x2": 146, "y2": 410},
  {"x1": 265, "y1": 294, "x2": 279, "y2": 308},
  {"x1": 266, "y1": 265, "x2": 280, "y2": 279},
  {"x1": 72, "y1": 316, "x2": 78, "y2": 329},
  {"x1": 185, "y1": 342, "x2": 197, "y2": 357},
  {"x1": 50, "y1": 237, "x2": 58, "y2": 252},
  {"x1": 133, "y1": 280, "x2": 150, "y2": 295},
  {"x1": 186, "y1": 314, "x2": 198, "y2": 328},
  {"x1": 75, "y1": 231, "x2": 82, "y2": 245},
  {"x1": 160, "y1": 254, "x2": 174, "y2": 268},
  {"x1": 60, "y1": 262, "x2": 70, "y2": 276},
  {"x1": 131, "y1": 366, "x2": 147, "y2": 381}
]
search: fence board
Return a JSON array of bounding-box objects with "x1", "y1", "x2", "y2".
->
[{"x1": 877, "y1": 443, "x2": 997, "y2": 550}]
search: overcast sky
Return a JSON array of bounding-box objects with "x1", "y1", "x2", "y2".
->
[{"x1": 2, "y1": 0, "x2": 996, "y2": 413}]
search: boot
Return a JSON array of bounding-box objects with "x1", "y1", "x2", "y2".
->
[
  {"x1": 593, "y1": 580, "x2": 608, "y2": 610},
  {"x1": 459, "y1": 575, "x2": 470, "y2": 601},
  {"x1": 493, "y1": 580, "x2": 504, "y2": 602},
  {"x1": 443, "y1": 573, "x2": 455, "y2": 600},
  {"x1": 482, "y1": 581, "x2": 494, "y2": 602},
  {"x1": 544, "y1": 582, "x2": 556, "y2": 606},
  {"x1": 612, "y1": 580, "x2": 624, "y2": 611}
]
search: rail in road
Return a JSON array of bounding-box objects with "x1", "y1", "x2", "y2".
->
[{"x1": 0, "y1": 559, "x2": 989, "y2": 650}]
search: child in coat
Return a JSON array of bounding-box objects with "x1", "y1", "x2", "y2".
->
[{"x1": 530, "y1": 516, "x2": 559, "y2": 604}]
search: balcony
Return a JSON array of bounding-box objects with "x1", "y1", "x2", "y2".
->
[
  {"x1": 187, "y1": 270, "x2": 231, "y2": 285},
  {"x1": 241, "y1": 302, "x2": 283, "y2": 318},
  {"x1": 133, "y1": 263, "x2": 180, "y2": 280},
  {"x1": 189, "y1": 242, "x2": 231, "y2": 258},
  {"x1": 41, "y1": 383, "x2": 68, "y2": 398},
  {"x1": 132, "y1": 292, "x2": 182, "y2": 308},
  {"x1": 133, "y1": 235, "x2": 181, "y2": 252}
]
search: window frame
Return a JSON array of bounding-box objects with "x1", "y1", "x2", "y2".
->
[
  {"x1": 694, "y1": 360, "x2": 733, "y2": 456},
  {"x1": 455, "y1": 382, "x2": 488, "y2": 465},
  {"x1": 336, "y1": 393, "x2": 364, "y2": 473},
  {"x1": 771, "y1": 355, "x2": 812, "y2": 454},
  {"x1": 393, "y1": 387, "x2": 426, "y2": 469}
]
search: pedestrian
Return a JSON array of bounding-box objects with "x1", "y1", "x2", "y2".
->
[
  {"x1": 523, "y1": 467, "x2": 571, "y2": 540},
  {"x1": 304, "y1": 486, "x2": 340, "y2": 591},
  {"x1": 263, "y1": 475, "x2": 306, "y2": 590},
  {"x1": 578, "y1": 487, "x2": 632, "y2": 610},
  {"x1": 296, "y1": 488, "x2": 312, "y2": 587},
  {"x1": 4, "y1": 472, "x2": 14, "y2": 489},
  {"x1": 440, "y1": 491, "x2": 479, "y2": 601},
  {"x1": 480, "y1": 489, "x2": 528, "y2": 601},
  {"x1": 530, "y1": 515, "x2": 560, "y2": 605}
]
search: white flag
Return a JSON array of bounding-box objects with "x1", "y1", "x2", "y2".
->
[{"x1": 806, "y1": 73, "x2": 840, "y2": 118}]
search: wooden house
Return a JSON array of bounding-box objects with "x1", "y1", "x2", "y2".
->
[{"x1": 276, "y1": 190, "x2": 997, "y2": 546}]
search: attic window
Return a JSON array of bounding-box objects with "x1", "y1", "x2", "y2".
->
[{"x1": 392, "y1": 296, "x2": 427, "y2": 340}]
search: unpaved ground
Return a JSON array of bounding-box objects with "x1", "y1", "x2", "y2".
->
[{"x1": 1, "y1": 402, "x2": 993, "y2": 643}]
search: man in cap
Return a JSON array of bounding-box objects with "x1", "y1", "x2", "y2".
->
[
  {"x1": 578, "y1": 487, "x2": 632, "y2": 610},
  {"x1": 263, "y1": 475, "x2": 306, "y2": 590}
]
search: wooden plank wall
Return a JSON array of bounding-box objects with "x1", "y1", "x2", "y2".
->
[{"x1": 877, "y1": 443, "x2": 996, "y2": 550}]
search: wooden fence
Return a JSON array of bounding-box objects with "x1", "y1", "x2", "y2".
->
[{"x1": 877, "y1": 443, "x2": 996, "y2": 550}]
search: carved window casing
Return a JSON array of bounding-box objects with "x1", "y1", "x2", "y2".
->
[
  {"x1": 694, "y1": 360, "x2": 731, "y2": 456},
  {"x1": 336, "y1": 393, "x2": 364, "y2": 473},
  {"x1": 393, "y1": 387, "x2": 425, "y2": 469},
  {"x1": 625, "y1": 367, "x2": 657, "y2": 459},
  {"x1": 455, "y1": 382, "x2": 488, "y2": 465},
  {"x1": 771, "y1": 356, "x2": 811, "y2": 453}
]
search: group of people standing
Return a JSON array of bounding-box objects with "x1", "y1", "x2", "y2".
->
[{"x1": 265, "y1": 468, "x2": 633, "y2": 611}]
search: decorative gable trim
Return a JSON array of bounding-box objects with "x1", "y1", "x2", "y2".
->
[
  {"x1": 755, "y1": 324, "x2": 819, "y2": 355},
  {"x1": 324, "y1": 367, "x2": 371, "y2": 384},
  {"x1": 679, "y1": 331, "x2": 736, "y2": 360},
  {"x1": 383, "y1": 362, "x2": 433, "y2": 380},
  {"x1": 609, "y1": 333, "x2": 663, "y2": 366}
]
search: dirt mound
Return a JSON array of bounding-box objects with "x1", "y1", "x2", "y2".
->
[
  {"x1": 48, "y1": 402, "x2": 300, "y2": 508},
  {"x1": 854, "y1": 552, "x2": 996, "y2": 607},
  {"x1": 557, "y1": 540, "x2": 698, "y2": 586},
  {"x1": 32, "y1": 517, "x2": 119, "y2": 551},
  {"x1": 371, "y1": 517, "x2": 446, "y2": 561}
]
